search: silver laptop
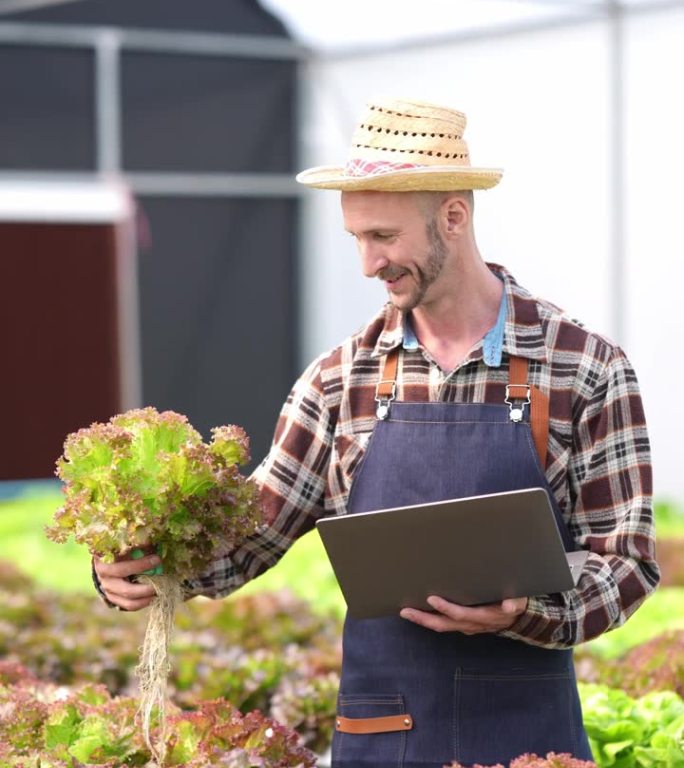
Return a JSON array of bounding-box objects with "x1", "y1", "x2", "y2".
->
[{"x1": 316, "y1": 487, "x2": 588, "y2": 619}]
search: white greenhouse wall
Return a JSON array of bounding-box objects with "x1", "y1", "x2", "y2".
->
[{"x1": 624, "y1": 8, "x2": 684, "y2": 504}]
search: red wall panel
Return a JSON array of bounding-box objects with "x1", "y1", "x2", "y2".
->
[{"x1": 1, "y1": 222, "x2": 121, "y2": 479}]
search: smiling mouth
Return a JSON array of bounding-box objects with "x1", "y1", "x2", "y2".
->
[{"x1": 381, "y1": 270, "x2": 408, "y2": 286}]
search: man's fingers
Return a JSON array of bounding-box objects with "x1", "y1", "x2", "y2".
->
[
  {"x1": 400, "y1": 607, "x2": 455, "y2": 633},
  {"x1": 91, "y1": 552, "x2": 162, "y2": 612},
  {"x1": 400, "y1": 595, "x2": 528, "y2": 634},
  {"x1": 95, "y1": 553, "x2": 161, "y2": 580},
  {"x1": 501, "y1": 597, "x2": 527, "y2": 615},
  {"x1": 426, "y1": 595, "x2": 468, "y2": 619},
  {"x1": 116, "y1": 595, "x2": 156, "y2": 611},
  {"x1": 428, "y1": 595, "x2": 526, "y2": 621},
  {"x1": 100, "y1": 575, "x2": 157, "y2": 600},
  {"x1": 99, "y1": 577, "x2": 156, "y2": 611}
]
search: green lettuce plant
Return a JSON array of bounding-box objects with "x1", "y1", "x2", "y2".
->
[
  {"x1": 45, "y1": 407, "x2": 261, "y2": 764},
  {"x1": 579, "y1": 683, "x2": 684, "y2": 767},
  {"x1": 46, "y1": 407, "x2": 260, "y2": 577}
]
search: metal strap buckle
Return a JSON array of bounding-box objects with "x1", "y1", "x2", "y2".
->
[
  {"x1": 375, "y1": 381, "x2": 397, "y2": 420},
  {"x1": 505, "y1": 384, "x2": 531, "y2": 423}
]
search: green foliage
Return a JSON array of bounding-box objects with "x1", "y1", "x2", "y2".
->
[
  {"x1": 0, "y1": 667, "x2": 315, "y2": 767},
  {"x1": 0, "y1": 489, "x2": 92, "y2": 593},
  {"x1": 0, "y1": 561, "x2": 341, "y2": 753},
  {"x1": 1, "y1": 488, "x2": 345, "y2": 615},
  {"x1": 657, "y1": 538, "x2": 684, "y2": 588},
  {"x1": 655, "y1": 500, "x2": 684, "y2": 539},
  {"x1": 3, "y1": 556, "x2": 684, "y2": 765},
  {"x1": 653, "y1": 502, "x2": 684, "y2": 589},
  {"x1": 270, "y1": 671, "x2": 339, "y2": 755},
  {"x1": 576, "y1": 630, "x2": 684, "y2": 700},
  {"x1": 581, "y1": 588, "x2": 684, "y2": 659},
  {"x1": 579, "y1": 683, "x2": 684, "y2": 767},
  {"x1": 0, "y1": 683, "x2": 48, "y2": 752},
  {"x1": 46, "y1": 408, "x2": 260, "y2": 578},
  {"x1": 5, "y1": 475, "x2": 684, "y2": 765}
]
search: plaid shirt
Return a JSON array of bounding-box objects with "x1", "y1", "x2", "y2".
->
[{"x1": 186, "y1": 264, "x2": 659, "y2": 650}]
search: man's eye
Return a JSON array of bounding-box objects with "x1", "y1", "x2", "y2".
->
[{"x1": 374, "y1": 232, "x2": 395, "y2": 241}]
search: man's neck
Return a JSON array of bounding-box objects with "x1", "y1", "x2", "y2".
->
[{"x1": 409, "y1": 261, "x2": 503, "y2": 372}]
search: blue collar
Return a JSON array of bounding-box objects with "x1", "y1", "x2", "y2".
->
[{"x1": 402, "y1": 290, "x2": 508, "y2": 368}]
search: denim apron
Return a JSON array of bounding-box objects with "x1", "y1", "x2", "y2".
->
[{"x1": 331, "y1": 353, "x2": 592, "y2": 768}]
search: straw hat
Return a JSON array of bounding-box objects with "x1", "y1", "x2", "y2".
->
[{"x1": 296, "y1": 97, "x2": 503, "y2": 192}]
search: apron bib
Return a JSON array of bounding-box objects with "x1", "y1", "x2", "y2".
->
[{"x1": 331, "y1": 353, "x2": 592, "y2": 768}]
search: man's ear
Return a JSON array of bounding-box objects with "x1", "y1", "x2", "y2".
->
[{"x1": 442, "y1": 194, "x2": 470, "y2": 237}]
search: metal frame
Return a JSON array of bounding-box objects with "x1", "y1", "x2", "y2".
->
[
  {"x1": 2, "y1": 0, "x2": 684, "y2": 344},
  {"x1": 0, "y1": 20, "x2": 307, "y2": 192},
  {"x1": 608, "y1": 0, "x2": 626, "y2": 344},
  {"x1": 0, "y1": 14, "x2": 308, "y2": 416}
]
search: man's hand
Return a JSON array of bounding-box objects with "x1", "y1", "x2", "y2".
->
[
  {"x1": 94, "y1": 552, "x2": 162, "y2": 611},
  {"x1": 400, "y1": 595, "x2": 527, "y2": 634}
]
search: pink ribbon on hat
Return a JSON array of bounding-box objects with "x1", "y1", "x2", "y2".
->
[{"x1": 344, "y1": 158, "x2": 422, "y2": 178}]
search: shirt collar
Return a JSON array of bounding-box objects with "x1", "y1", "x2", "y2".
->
[
  {"x1": 402, "y1": 316, "x2": 420, "y2": 352},
  {"x1": 371, "y1": 263, "x2": 549, "y2": 364},
  {"x1": 481, "y1": 287, "x2": 507, "y2": 366}
]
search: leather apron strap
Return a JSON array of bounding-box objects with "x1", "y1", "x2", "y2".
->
[
  {"x1": 508, "y1": 356, "x2": 549, "y2": 469},
  {"x1": 377, "y1": 349, "x2": 549, "y2": 468},
  {"x1": 376, "y1": 350, "x2": 399, "y2": 399}
]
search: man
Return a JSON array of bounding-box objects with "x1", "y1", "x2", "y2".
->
[{"x1": 94, "y1": 97, "x2": 659, "y2": 768}]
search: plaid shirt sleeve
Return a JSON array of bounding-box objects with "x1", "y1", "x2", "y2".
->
[
  {"x1": 183, "y1": 354, "x2": 334, "y2": 599},
  {"x1": 501, "y1": 345, "x2": 660, "y2": 649}
]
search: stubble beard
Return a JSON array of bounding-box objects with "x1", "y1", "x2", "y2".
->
[{"x1": 387, "y1": 217, "x2": 448, "y2": 312}]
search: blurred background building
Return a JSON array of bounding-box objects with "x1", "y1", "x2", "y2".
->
[
  {"x1": 1, "y1": 0, "x2": 682, "y2": 502},
  {"x1": 0, "y1": 0, "x2": 301, "y2": 477}
]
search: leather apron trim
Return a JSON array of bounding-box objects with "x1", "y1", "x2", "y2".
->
[
  {"x1": 336, "y1": 714, "x2": 414, "y2": 734},
  {"x1": 376, "y1": 349, "x2": 400, "y2": 399},
  {"x1": 378, "y1": 349, "x2": 549, "y2": 468},
  {"x1": 508, "y1": 356, "x2": 549, "y2": 469}
]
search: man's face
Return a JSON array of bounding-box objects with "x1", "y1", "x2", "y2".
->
[{"x1": 342, "y1": 191, "x2": 448, "y2": 312}]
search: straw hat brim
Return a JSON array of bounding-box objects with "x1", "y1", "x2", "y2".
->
[{"x1": 296, "y1": 164, "x2": 503, "y2": 192}]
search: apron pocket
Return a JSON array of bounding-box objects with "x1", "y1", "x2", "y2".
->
[
  {"x1": 453, "y1": 668, "x2": 581, "y2": 766},
  {"x1": 333, "y1": 692, "x2": 408, "y2": 767}
]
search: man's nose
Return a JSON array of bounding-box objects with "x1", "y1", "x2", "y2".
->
[{"x1": 358, "y1": 242, "x2": 389, "y2": 278}]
